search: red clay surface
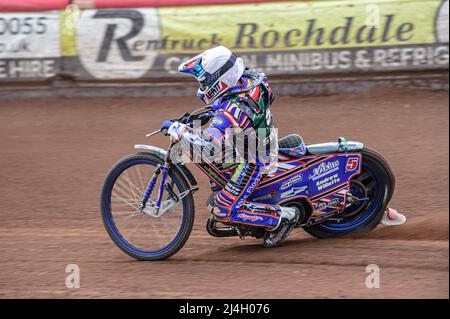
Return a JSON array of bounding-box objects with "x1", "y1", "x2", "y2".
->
[{"x1": 0, "y1": 89, "x2": 448, "y2": 298}]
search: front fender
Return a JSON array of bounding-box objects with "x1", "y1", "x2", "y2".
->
[{"x1": 134, "y1": 144, "x2": 198, "y2": 188}]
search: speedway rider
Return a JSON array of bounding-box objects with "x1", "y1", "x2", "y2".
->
[{"x1": 160, "y1": 46, "x2": 299, "y2": 247}]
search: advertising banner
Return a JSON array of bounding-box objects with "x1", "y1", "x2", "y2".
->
[
  {"x1": 1, "y1": 0, "x2": 448, "y2": 82},
  {"x1": 62, "y1": 0, "x2": 449, "y2": 80},
  {"x1": 159, "y1": 0, "x2": 449, "y2": 72},
  {"x1": 0, "y1": 11, "x2": 61, "y2": 81}
]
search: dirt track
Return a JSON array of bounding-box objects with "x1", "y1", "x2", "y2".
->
[{"x1": 0, "y1": 89, "x2": 448, "y2": 298}]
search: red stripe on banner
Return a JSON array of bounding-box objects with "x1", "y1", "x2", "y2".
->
[
  {"x1": 83, "y1": 0, "x2": 299, "y2": 9},
  {"x1": 0, "y1": 0, "x2": 69, "y2": 12}
]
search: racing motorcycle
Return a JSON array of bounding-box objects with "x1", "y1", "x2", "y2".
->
[{"x1": 100, "y1": 107, "x2": 395, "y2": 260}]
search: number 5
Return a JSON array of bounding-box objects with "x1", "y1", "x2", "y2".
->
[{"x1": 346, "y1": 158, "x2": 359, "y2": 171}]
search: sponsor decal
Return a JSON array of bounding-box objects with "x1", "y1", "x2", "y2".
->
[
  {"x1": 289, "y1": 148, "x2": 306, "y2": 156},
  {"x1": 314, "y1": 202, "x2": 328, "y2": 212},
  {"x1": 200, "y1": 164, "x2": 227, "y2": 187},
  {"x1": 316, "y1": 173, "x2": 341, "y2": 191},
  {"x1": 54, "y1": 0, "x2": 448, "y2": 80},
  {"x1": 328, "y1": 198, "x2": 341, "y2": 206},
  {"x1": 235, "y1": 177, "x2": 259, "y2": 207},
  {"x1": 156, "y1": 0, "x2": 448, "y2": 76},
  {"x1": 314, "y1": 198, "x2": 342, "y2": 211},
  {"x1": 243, "y1": 202, "x2": 273, "y2": 213},
  {"x1": 212, "y1": 117, "x2": 225, "y2": 126},
  {"x1": 76, "y1": 9, "x2": 161, "y2": 79},
  {"x1": 280, "y1": 174, "x2": 303, "y2": 190},
  {"x1": 252, "y1": 189, "x2": 276, "y2": 201},
  {"x1": 280, "y1": 186, "x2": 308, "y2": 199},
  {"x1": 237, "y1": 213, "x2": 263, "y2": 222},
  {"x1": 346, "y1": 157, "x2": 359, "y2": 171},
  {"x1": 159, "y1": 1, "x2": 446, "y2": 53},
  {"x1": 224, "y1": 183, "x2": 241, "y2": 196},
  {"x1": 0, "y1": 12, "x2": 60, "y2": 80},
  {"x1": 313, "y1": 198, "x2": 344, "y2": 216},
  {"x1": 236, "y1": 197, "x2": 245, "y2": 208},
  {"x1": 247, "y1": 174, "x2": 259, "y2": 194},
  {"x1": 313, "y1": 160, "x2": 340, "y2": 176}
]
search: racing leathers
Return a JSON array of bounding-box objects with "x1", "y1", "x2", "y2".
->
[{"x1": 172, "y1": 70, "x2": 285, "y2": 230}]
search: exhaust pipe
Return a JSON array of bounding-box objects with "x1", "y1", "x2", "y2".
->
[{"x1": 206, "y1": 218, "x2": 239, "y2": 237}]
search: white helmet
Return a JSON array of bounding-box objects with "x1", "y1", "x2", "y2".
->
[{"x1": 178, "y1": 46, "x2": 245, "y2": 104}]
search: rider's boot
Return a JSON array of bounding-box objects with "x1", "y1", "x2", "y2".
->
[{"x1": 263, "y1": 206, "x2": 299, "y2": 248}]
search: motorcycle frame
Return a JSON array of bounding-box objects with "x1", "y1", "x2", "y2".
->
[{"x1": 135, "y1": 141, "x2": 364, "y2": 225}]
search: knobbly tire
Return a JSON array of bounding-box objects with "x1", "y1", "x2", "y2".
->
[
  {"x1": 303, "y1": 147, "x2": 394, "y2": 239},
  {"x1": 101, "y1": 152, "x2": 195, "y2": 260}
]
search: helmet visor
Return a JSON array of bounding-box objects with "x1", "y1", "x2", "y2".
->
[{"x1": 178, "y1": 55, "x2": 207, "y2": 87}]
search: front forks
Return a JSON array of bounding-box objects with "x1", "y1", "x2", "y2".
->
[
  {"x1": 138, "y1": 141, "x2": 198, "y2": 218},
  {"x1": 139, "y1": 164, "x2": 169, "y2": 214}
]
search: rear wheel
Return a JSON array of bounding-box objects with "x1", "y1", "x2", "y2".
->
[{"x1": 303, "y1": 147, "x2": 393, "y2": 239}]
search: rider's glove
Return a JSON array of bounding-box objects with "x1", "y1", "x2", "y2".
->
[
  {"x1": 161, "y1": 120, "x2": 187, "y2": 141},
  {"x1": 160, "y1": 120, "x2": 173, "y2": 135}
]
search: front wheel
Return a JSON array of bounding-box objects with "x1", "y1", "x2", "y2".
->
[
  {"x1": 100, "y1": 152, "x2": 195, "y2": 260},
  {"x1": 303, "y1": 147, "x2": 393, "y2": 239}
]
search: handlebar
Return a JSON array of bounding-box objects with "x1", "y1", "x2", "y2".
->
[
  {"x1": 176, "y1": 110, "x2": 212, "y2": 126},
  {"x1": 145, "y1": 106, "x2": 213, "y2": 138}
]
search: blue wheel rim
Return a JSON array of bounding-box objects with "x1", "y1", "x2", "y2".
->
[
  {"x1": 319, "y1": 162, "x2": 383, "y2": 231},
  {"x1": 103, "y1": 159, "x2": 187, "y2": 256}
]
